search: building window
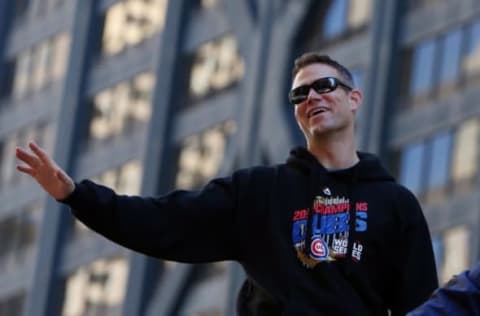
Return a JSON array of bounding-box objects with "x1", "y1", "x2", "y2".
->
[
  {"x1": 51, "y1": 33, "x2": 71, "y2": 82},
  {"x1": 406, "y1": 0, "x2": 440, "y2": 11},
  {"x1": 116, "y1": 160, "x2": 143, "y2": 194},
  {"x1": 93, "y1": 161, "x2": 143, "y2": 195},
  {"x1": 0, "y1": 203, "x2": 43, "y2": 274},
  {"x1": 396, "y1": 122, "x2": 480, "y2": 199},
  {"x1": 300, "y1": 0, "x2": 372, "y2": 52},
  {"x1": 322, "y1": 0, "x2": 372, "y2": 40},
  {"x1": 0, "y1": 141, "x2": 3, "y2": 179},
  {"x1": 0, "y1": 216, "x2": 19, "y2": 272},
  {"x1": 101, "y1": 0, "x2": 168, "y2": 56},
  {"x1": 0, "y1": 123, "x2": 55, "y2": 188},
  {"x1": 323, "y1": 0, "x2": 349, "y2": 39},
  {"x1": 175, "y1": 121, "x2": 236, "y2": 189},
  {"x1": 0, "y1": 292, "x2": 25, "y2": 316},
  {"x1": 431, "y1": 236, "x2": 443, "y2": 277},
  {"x1": 400, "y1": 19, "x2": 480, "y2": 109},
  {"x1": 11, "y1": 50, "x2": 32, "y2": 100},
  {"x1": 347, "y1": 0, "x2": 372, "y2": 29},
  {"x1": 350, "y1": 67, "x2": 365, "y2": 91},
  {"x1": 0, "y1": 135, "x2": 18, "y2": 187},
  {"x1": 0, "y1": 61, "x2": 15, "y2": 101},
  {"x1": 408, "y1": 39, "x2": 436, "y2": 99},
  {"x1": 90, "y1": 160, "x2": 143, "y2": 195},
  {"x1": 451, "y1": 119, "x2": 479, "y2": 185},
  {"x1": 189, "y1": 35, "x2": 244, "y2": 101},
  {"x1": 9, "y1": 33, "x2": 70, "y2": 101},
  {"x1": 398, "y1": 142, "x2": 425, "y2": 194},
  {"x1": 13, "y1": 0, "x2": 31, "y2": 23},
  {"x1": 62, "y1": 257, "x2": 129, "y2": 316},
  {"x1": 441, "y1": 225, "x2": 469, "y2": 284},
  {"x1": 200, "y1": 0, "x2": 219, "y2": 9},
  {"x1": 34, "y1": 0, "x2": 66, "y2": 16},
  {"x1": 426, "y1": 131, "x2": 452, "y2": 190},
  {"x1": 437, "y1": 29, "x2": 463, "y2": 95},
  {"x1": 31, "y1": 40, "x2": 53, "y2": 91},
  {"x1": 177, "y1": 262, "x2": 228, "y2": 316},
  {"x1": 89, "y1": 72, "x2": 154, "y2": 143},
  {"x1": 463, "y1": 20, "x2": 480, "y2": 81}
]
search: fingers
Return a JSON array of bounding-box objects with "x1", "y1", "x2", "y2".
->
[
  {"x1": 16, "y1": 165, "x2": 34, "y2": 176},
  {"x1": 29, "y1": 142, "x2": 52, "y2": 165},
  {"x1": 16, "y1": 146, "x2": 40, "y2": 168},
  {"x1": 16, "y1": 142, "x2": 53, "y2": 169}
]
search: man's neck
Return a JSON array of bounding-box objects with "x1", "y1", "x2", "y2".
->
[{"x1": 307, "y1": 135, "x2": 359, "y2": 170}]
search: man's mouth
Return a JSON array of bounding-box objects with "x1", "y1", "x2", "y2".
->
[{"x1": 308, "y1": 108, "x2": 328, "y2": 118}]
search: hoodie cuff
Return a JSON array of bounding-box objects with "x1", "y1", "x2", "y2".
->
[{"x1": 57, "y1": 182, "x2": 81, "y2": 205}]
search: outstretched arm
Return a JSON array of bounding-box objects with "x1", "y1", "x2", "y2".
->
[
  {"x1": 15, "y1": 142, "x2": 75, "y2": 200},
  {"x1": 15, "y1": 141, "x2": 247, "y2": 262}
]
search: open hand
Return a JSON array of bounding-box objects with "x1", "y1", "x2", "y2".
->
[{"x1": 16, "y1": 142, "x2": 75, "y2": 200}]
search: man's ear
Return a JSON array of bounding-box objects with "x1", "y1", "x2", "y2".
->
[{"x1": 349, "y1": 89, "x2": 363, "y2": 112}]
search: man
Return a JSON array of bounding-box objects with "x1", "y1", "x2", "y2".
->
[
  {"x1": 408, "y1": 262, "x2": 480, "y2": 315},
  {"x1": 16, "y1": 52, "x2": 438, "y2": 315}
]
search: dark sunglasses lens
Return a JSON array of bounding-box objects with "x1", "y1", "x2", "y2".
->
[
  {"x1": 289, "y1": 86, "x2": 309, "y2": 104},
  {"x1": 312, "y1": 78, "x2": 335, "y2": 94}
]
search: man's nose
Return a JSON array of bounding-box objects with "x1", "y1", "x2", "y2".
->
[{"x1": 306, "y1": 87, "x2": 322, "y2": 102}]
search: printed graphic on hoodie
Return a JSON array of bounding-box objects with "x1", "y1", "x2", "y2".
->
[{"x1": 292, "y1": 195, "x2": 368, "y2": 268}]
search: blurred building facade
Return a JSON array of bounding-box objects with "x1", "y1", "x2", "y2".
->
[{"x1": 0, "y1": 0, "x2": 479, "y2": 315}]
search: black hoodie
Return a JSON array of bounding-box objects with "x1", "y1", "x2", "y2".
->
[{"x1": 62, "y1": 147, "x2": 438, "y2": 315}]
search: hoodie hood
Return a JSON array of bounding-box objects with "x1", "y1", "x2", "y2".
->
[{"x1": 286, "y1": 146, "x2": 395, "y2": 183}]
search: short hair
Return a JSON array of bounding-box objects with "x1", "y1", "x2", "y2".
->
[{"x1": 291, "y1": 52, "x2": 354, "y2": 86}]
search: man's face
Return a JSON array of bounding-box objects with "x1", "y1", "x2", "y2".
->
[{"x1": 292, "y1": 63, "x2": 361, "y2": 141}]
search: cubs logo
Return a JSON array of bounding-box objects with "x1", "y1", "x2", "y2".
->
[{"x1": 310, "y1": 237, "x2": 329, "y2": 260}]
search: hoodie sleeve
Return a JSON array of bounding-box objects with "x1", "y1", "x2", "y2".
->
[
  {"x1": 407, "y1": 262, "x2": 480, "y2": 315},
  {"x1": 389, "y1": 187, "x2": 439, "y2": 316},
  {"x1": 61, "y1": 172, "x2": 245, "y2": 263}
]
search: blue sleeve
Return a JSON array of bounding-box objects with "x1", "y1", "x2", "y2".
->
[{"x1": 407, "y1": 262, "x2": 480, "y2": 316}]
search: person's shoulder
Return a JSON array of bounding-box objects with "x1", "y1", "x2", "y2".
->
[
  {"x1": 230, "y1": 164, "x2": 282, "y2": 182},
  {"x1": 234, "y1": 163, "x2": 290, "y2": 174},
  {"x1": 368, "y1": 179, "x2": 422, "y2": 210},
  {"x1": 230, "y1": 163, "x2": 299, "y2": 188},
  {"x1": 392, "y1": 183, "x2": 420, "y2": 201},
  {"x1": 365, "y1": 176, "x2": 413, "y2": 196},
  {"x1": 388, "y1": 184, "x2": 426, "y2": 220}
]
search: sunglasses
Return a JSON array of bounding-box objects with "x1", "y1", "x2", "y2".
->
[{"x1": 288, "y1": 77, "x2": 353, "y2": 105}]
